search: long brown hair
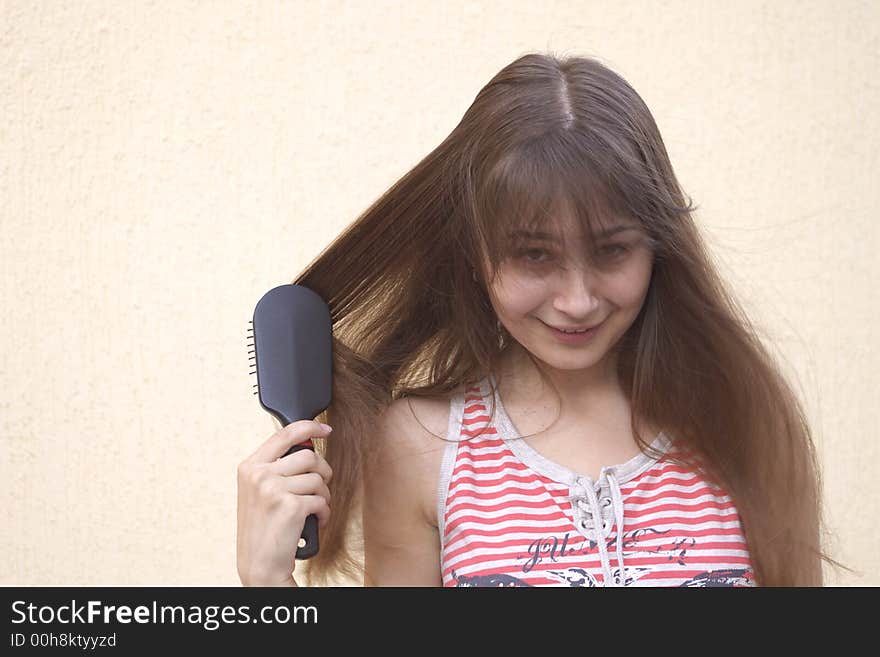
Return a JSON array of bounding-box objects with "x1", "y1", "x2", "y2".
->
[{"x1": 290, "y1": 51, "x2": 843, "y2": 586}]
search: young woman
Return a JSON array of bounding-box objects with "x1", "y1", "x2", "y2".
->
[{"x1": 236, "y1": 51, "x2": 840, "y2": 587}]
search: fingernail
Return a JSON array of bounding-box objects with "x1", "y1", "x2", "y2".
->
[{"x1": 320, "y1": 423, "x2": 333, "y2": 432}]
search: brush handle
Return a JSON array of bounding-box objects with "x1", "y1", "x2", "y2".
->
[{"x1": 283, "y1": 439, "x2": 320, "y2": 560}]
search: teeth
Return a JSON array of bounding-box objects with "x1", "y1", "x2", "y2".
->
[{"x1": 561, "y1": 328, "x2": 588, "y2": 334}]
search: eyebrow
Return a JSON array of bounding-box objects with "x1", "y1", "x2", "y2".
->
[{"x1": 508, "y1": 225, "x2": 639, "y2": 242}]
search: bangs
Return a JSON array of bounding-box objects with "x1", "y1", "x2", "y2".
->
[{"x1": 473, "y1": 129, "x2": 665, "y2": 271}]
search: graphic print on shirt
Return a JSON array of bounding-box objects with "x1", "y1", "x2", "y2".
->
[
  {"x1": 528, "y1": 528, "x2": 751, "y2": 587},
  {"x1": 450, "y1": 526, "x2": 753, "y2": 587},
  {"x1": 451, "y1": 571, "x2": 530, "y2": 587},
  {"x1": 440, "y1": 379, "x2": 756, "y2": 587},
  {"x1": 522, "y1": 527, "x2": 680, "y2": 586}
]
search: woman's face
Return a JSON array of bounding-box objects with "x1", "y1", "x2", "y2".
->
[{"x1": 483, "y1": 215, "x2": 654, "y2": 377}]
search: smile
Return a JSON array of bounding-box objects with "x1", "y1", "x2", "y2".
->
[
  {"x1": 546, "y1": 321, "x2": 602, "y2": 333},
  {"x1": 541, "y1": 319, "x2": 604, "y2": 343}
]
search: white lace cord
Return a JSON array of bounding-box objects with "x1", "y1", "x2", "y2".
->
[
  {"x1": 580, "y1": 480, "x2": 615, "y2": 586},
  {"x1": 606, "y1": 472, "x2": 626, "y2": 586},
  {"x1": 571, "y1": 473, "x2": 626, "y2": 587}
]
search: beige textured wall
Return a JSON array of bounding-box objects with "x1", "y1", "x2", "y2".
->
[{"x1": 1, "y1": 0, "x2": 877, "y2": 586}]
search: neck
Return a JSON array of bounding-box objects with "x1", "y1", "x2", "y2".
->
[
  {"x1": 495, "y1": 342, "x2": 661, "y2": 444},
  {"x1": 497, "y1": 342, "x2": 626, "y2": 415}
]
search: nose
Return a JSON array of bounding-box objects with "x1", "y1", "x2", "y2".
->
[{"x1": 552, "y1": 264, "x2": 601, "y2": 318}]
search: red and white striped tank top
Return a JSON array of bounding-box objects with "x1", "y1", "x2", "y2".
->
[{"x1": 438, "y1": 376, "x2": 756, "y2": 587}]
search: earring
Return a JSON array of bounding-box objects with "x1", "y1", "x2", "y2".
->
[{"x1": 496, "y1": 318, "x2": 505, "y2": 348}]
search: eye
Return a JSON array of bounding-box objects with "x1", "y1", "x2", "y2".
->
[
  {"x1": 595, "y1": 244, "x2": 629, "y2": 259},
  {"x1": 516, "y1": 248, "x2": 552, "y2": 264}
]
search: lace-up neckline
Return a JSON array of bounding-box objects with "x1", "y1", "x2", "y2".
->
[{"x1": 485, "y1": 373, "x2": 671, "y2": 586}]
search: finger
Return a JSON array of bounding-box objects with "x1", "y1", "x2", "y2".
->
[
  {"x1": 273, "y1": 447, "x2": 333, "y2": 483},
  {"x1": 250, "y1": 420, "x2": 331, "y2": 464},
  {"x1": 281, "y1": 473, "x2": 331, "y2": 504},
  {"x1": 295, "y1": 494, "x2": 331, "y2": 529}
]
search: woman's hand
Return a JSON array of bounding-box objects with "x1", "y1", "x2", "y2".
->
[{"x1": 236, "y1": 420, "x2": 333, "y2": 586}]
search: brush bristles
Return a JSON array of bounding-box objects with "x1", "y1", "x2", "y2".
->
[{"x1": 248, "y1": 321, "x2": 259, "y2": 395}]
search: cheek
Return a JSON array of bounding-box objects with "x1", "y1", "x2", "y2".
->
[
  {"x1": 607, "y1": 262, "x2": 653, "y2": 309},
  {"x1": 489, "y1": 273, "x2": 547, "y2": 316}
]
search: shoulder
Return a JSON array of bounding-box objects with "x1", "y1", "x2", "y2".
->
[
  {"x1": 373, "y1": 386, "x2": 465, "y2": 526},
  {"x1": 381, "y1": 390, "x2": 457, "y2": 445},
  {"x1": 362, "y1": 386, "x2": 464, "y2": 585}
]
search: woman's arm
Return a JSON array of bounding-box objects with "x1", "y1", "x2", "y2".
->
[{"x1": 363, "y1": 397, "x2": 445, "y2": 586}]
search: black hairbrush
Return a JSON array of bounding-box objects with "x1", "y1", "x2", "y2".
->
[{"x1": 246, "y1": 283, "x2": 333, "y2": 560}]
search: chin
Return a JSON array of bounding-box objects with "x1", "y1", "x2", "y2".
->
[
  {"x1": 547, "y1": 353, "x2": 607, "y2": 372},
  {"x1": 523, "y1": 342, "x2": 609, "y2": 371}
]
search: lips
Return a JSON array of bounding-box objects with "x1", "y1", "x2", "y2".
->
[
  {"x1": 545, "y1": 321, "x2": 602, "y2": 333},
  {"x1": 540, "y1": 319, "x2": 604, "y2": 345}
]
